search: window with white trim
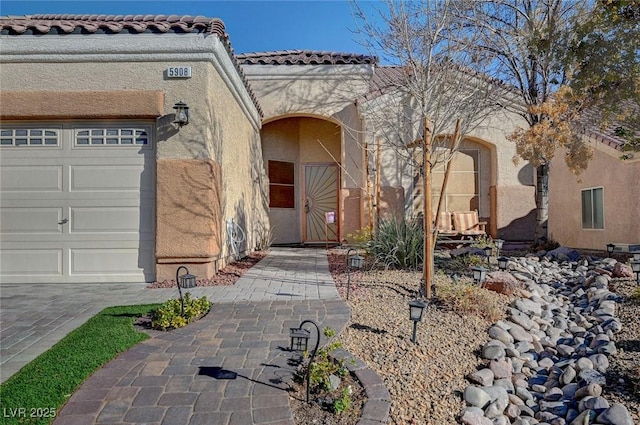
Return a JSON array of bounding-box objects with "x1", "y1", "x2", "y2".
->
[
  {"x1": 0, "y1": 129, "x2": 59, "y2": 146},
  {"x1": 75, "y1": 128, "x2": 149, "y2": 146},
  {"x1": 581, "y1": 187, "x2": 604, "y2": 229}
]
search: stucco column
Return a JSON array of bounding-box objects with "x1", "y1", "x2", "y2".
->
[{"x1": 155, "y1": 158, "x2": 223, "y2": 281}]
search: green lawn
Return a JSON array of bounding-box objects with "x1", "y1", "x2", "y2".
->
[{"x1": 0, "y1": 304, "x2": 161, "y2": 425}]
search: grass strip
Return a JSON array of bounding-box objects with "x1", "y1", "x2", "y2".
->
[{"x1": 0, "y1": 303, "x2": 161, "y2": 425}]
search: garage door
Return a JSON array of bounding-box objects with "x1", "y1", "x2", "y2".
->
[{"x1": 0, "y1": 123, "x2": 155, "y2": 283}]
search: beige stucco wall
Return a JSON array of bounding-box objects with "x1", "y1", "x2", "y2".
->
[
  {"x1": 549, "y1": 141, "x2": 640, "y2": 250},
  {"x1": 1, "y1": 33, "x2": 268, "y2": 280}
]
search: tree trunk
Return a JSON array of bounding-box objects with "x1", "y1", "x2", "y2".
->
[
  {"x1": 534, "y1": 163, "x2": 549, "y2": 241},
  {"x1": 423, "y1": 118, "x2": 433, "y2": 299}
]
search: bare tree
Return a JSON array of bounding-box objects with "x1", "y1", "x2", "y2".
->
[
  {"x1": 351, "y1": 0, "x2": 507, "y2": 298},
  {"x1": 456, "y1": 0, "x2": 591, "y2": 240}
]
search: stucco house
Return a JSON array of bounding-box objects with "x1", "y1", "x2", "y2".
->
[
  {"x1": 0, "y1": 14, "x2": 541, "y2": 284},
  {"x1": 238, "y1": 50, "x2": 538, "y2": 245},
  {"x1": 0, "y1": 15, "x2": 269, "y2": 284},
  {"x1": 548, "y1": 118, "x2": 640, "y2": 252}
]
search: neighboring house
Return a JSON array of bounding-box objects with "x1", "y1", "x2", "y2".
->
[
  {"x1": 239, "y1": 50, "x2": 538, "y2": 245},
  {"x1": 0, "y1": 15, "x2": 269, "y2": 284},
  {"x1": 548, "y1": 119, "x2": 640, "y2": 251}
]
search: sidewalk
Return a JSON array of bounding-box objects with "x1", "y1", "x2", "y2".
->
[{"x1": 0, "y1": 248, "x2": 355, "y2": 424}]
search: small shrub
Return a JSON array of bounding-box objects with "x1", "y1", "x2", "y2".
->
[
  {"x1": 630, "y1": 287, "x2": 640, "y2": 304},
  {"x1": 367, "y1": 215, "x2": 423, "y2": 270},
  {"x1": 436, "y1": 279, "x2": 506, "y2": 322},
  {"x1": 346, "y1": 227, "x2": 373, "y2": 249},
  {"x1": 298, "y1": 328, "x2": 347, "y2": 392},
  {"x1": 531, "y1": 237, "x2": 560, "y2": 252},
  {"x1": 150, "y1": 293, "x2": 212, "y2": 331},
  {"x1": 332, "y1": 387, "x2": 352, "y2": 414},
  {"x1": 471, "y1": 234, "x2": 496, "y2": 249}
]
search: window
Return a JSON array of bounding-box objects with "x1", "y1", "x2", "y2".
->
[
  {"x1": 582, "y1": 187, "x2": 604, "y2": 229},
  {"x1": 75, "y1": 128, "x2": 149, "y2": 146},
  {"x1": 268, "y1": 160, "x2": 295, "y2": 208},
  {"x1": 0, "y1": 128, "x2": 59, "y2": 146}
]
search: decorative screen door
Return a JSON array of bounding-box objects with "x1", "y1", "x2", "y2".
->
[{"x1": 303, "y1": 164, "x2": 339, "y2": 242}]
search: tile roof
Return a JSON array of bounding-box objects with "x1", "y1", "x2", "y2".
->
[
  {"x1": 0, "y1": 14, "x2": 263, "y2": 117},
  {"x1": 0, "y1": 14, "x2": 226, "y2": 35},
  {"x1": 236, "y1": 50, "x2": 378, "y2": 65},
  {"x1": 578, "y1": 103, "x2": 638, "y2": 150}
]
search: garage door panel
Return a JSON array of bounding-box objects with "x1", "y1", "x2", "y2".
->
[
  {"x1": 70, "y1": 207, "x2": 152, "y2": 234},
  {"x1": 0, "y1": 248, "x2": 63, "y2": 276},
  {"x1": 0, "y1": 207, "x2": 63, "y2": 234},
  {"x1": 70, "y1": 247, "x2": 152, "y2": 275},
  {"x1": 0, "y1": 165, "x2": 63, "y2": 192},
  {"x1": 70, "y1": 165, "x2": 152, "y2": 192}
]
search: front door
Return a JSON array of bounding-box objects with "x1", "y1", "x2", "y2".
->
[{"x1": 303, "y1": 164, "x2": 338, "y2": 242}]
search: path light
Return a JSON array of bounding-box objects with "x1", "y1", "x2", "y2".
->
[
  {"x1": 633, "y1": 252, "x2": 640, "y2": 261},
  {"x1": 631, "y1": 261, "x2": 640, "y2": 283},
  {"x1": 483, "y1": 246, "x2": 493, "y2": 264},
  {"x1": 346, "y1": 248, "x2": 364, "y2": 300},
  {"x1": 289, "y1": 320, "x2": 320, "y2": 403},
  {"x1": 408, "y1": 299, "x2": 428, "y2": 344},
  {"x1": 176, "y1": 266, "x2": 196, "y2": 316},
  {"x1": 471, "y1": 266, "x2": 487, "y2": 286},
  {"x1": 494, "y1": 239, "x2": 504, "y2": 257},
  {"x1": 606, "y1": 243, "x2": 615, "y2": 257},
  {"x1": 497, "y1": 257, "x2": 509, "y2": 271},
  {"x1": 173, "y1": 101, "x2": 190, "y2": 127}
]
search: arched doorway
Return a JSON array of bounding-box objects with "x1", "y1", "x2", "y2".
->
[{"x1": 261, "y1": 116, "x2": 342, "y2": 245}]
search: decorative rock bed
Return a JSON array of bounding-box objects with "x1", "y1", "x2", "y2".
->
[{"x1": 460, "y1": 254, "x2": 635, "y2": 425}]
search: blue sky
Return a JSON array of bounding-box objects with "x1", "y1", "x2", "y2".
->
[{"x1": 0, "y1": 1, "x2": 381, "y2": 56}]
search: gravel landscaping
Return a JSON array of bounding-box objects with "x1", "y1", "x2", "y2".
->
[{"x1": 328, "y1": 248, "x2": 640, "y2": 424}]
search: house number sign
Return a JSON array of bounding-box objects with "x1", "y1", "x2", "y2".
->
[{"x1": 166, "y1": 66, "x2": 192, "y2": 79}]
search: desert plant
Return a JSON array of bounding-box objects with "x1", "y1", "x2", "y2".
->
[
  {"x1": 366, "y1": 215, "x2": 424, "y2": 270},
  {"x1": 630, "y1": 287, "x2": 640, "y2": 304},
  {"x1": 436, "y1": 278, "x2": 507, "y2": 322},
  {"x1": 332, "y1": 387, "x2": 352, "y2": 414},
  {"x1": 531, "y1": 237, "x2": 560, "y2": 252},
  {"x1": 150, "y1": 293, "x2": 212, "y2": 331},
  {"x1": 346, "y1": 226, "x2": 373, "y2": 250}
]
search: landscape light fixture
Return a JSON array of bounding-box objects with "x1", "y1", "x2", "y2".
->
[
  {"x1": 346, "y1": 248, "x2": 364, "y2": 300},
  {"x1": 471, "y1": 266, "x2": 487, "y2": 286},
  {"x1": 408, "y1": 299, "x2": 428, "y2": 344},
  {"x1": 633, "y1": 252, "x2": 640, "y2": 262},
  {"x1": 173, "y1": 101, "x2": 190, "y2": 127},
  {"x1": 606, "y1": 243, "x2": 615, "y2": 257},
  {"x1": 494, "y1": 239, "x2": 504, "y2": 257},
  {"x1": 631, "y1": 261, "x2": 640, "y2": 283},
  {"x1": 497, "y1": 257, "x2": 509, "y2": 271},
  {"x1": 175, "y1": 266, "x2": 196, "y2": 316},
  {"x1": 288, "y1": 320, "x2": 320, "y2": 403},
  {"x1": 483, "y1": 246, "x2": 493, "y2": 264}
]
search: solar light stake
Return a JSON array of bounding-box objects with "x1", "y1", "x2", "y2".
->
[
  {"x1": 606, "y1": 243, "x2": 615, "y2": 257},
  {"x1": 408, "y1": 299, "x2": 428, "y2": 344},
  {"x1": 345, "y1": 248, "x2": 364, "y2": 300},
  {"x1": 288, "y1": 319, "x2": 320, "y2": 403},
  {"x1": 483, "y1": 246, "x2": 493, "y2": 264},
  {"x1": 471, "y1": 267, "x2": 487, "y2": 286},
  {"x1": 497, "y1": 257, "x2": 509, "y2": 271},
  {"x1": 494, "y1": 239, "x2": 504, "y2": 257}
]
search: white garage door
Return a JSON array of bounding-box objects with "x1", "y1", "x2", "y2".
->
[{"x1": 0, "y1": 123, "x2": 155, "y2": 283}]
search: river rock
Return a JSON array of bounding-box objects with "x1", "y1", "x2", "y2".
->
[{"x1": 596, "y1": 403, "x2": 634, "y2": 425}]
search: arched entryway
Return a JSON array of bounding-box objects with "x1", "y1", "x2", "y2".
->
[{"x1": 261, "y1": 116, "x2": 343, "y2": 245}]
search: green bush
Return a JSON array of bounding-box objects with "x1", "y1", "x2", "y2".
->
[
  {"x1": 333, "y1": 387, "x2": 352, "y2": 414},
  {"x1": 150, "y1": 293, "x2": 212, "y2": 330},
  {"x1": 367, "y1": 215, "x2": 424, "y2": 270},
  {"x1": 346, "y1": 226, "x2": 373, "y2": 249}
]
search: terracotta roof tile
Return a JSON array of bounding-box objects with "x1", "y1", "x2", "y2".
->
[
  {"x1": 0, "y1": 14, "x2": 263, "y2": 117},
  {"x1": 237, "y1": 50, "x2": 377, "y2": 65},
  {"x1": 0, "y1": 14, "x2": 226, "y2": 35}
]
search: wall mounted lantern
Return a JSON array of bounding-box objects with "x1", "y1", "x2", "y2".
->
[
  {"x1": 173, "y1": 101, "x2": 190, "y2": 127},
  {"x1": 408, "y1": 299, "x2": 428, "y2": 344},
  {"x1": 289, "y1": 320, "x2": 320, "y2": 403},
  {"x1": 497, "y1": 257, "x2": 509, "y2": 271},
  {"x1": 346, "y1": 248, "x2": 364, "y2": 300},
  {"x1": 471, "y1": 266, "x2": 487, "y2": 286},
  {"x1": 176, "y1": 266, "x2": 196, "y2": 316}
]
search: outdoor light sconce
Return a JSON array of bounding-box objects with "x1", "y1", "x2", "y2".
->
[
  {"x1": 289, "y1": 320, "x2": 320, "y2": 403},
  {"x1": 471, "y1": 266, "x2": 487, "y2": 286},
  {"x1": 606, "y1": 243, "x2": 616, "y2": 257},
  {"x1": 173, "y1": 101, "x2": 190, "y2": 127},
  {"x1": 408, "y1": 299, "x2": 428, "y2": 344},
  {"x1": 494, "y1": 239, "x2": 504, "y2": 257},
  {"x1": 176, "y1": 266, "x2": 196, "y2": 316},
  {"x1": 346, "y1": 248, "x2": 364, "y2": 300},
  {"x1": 497, "y1": 257, "x2": 509, "y2": 271}
]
